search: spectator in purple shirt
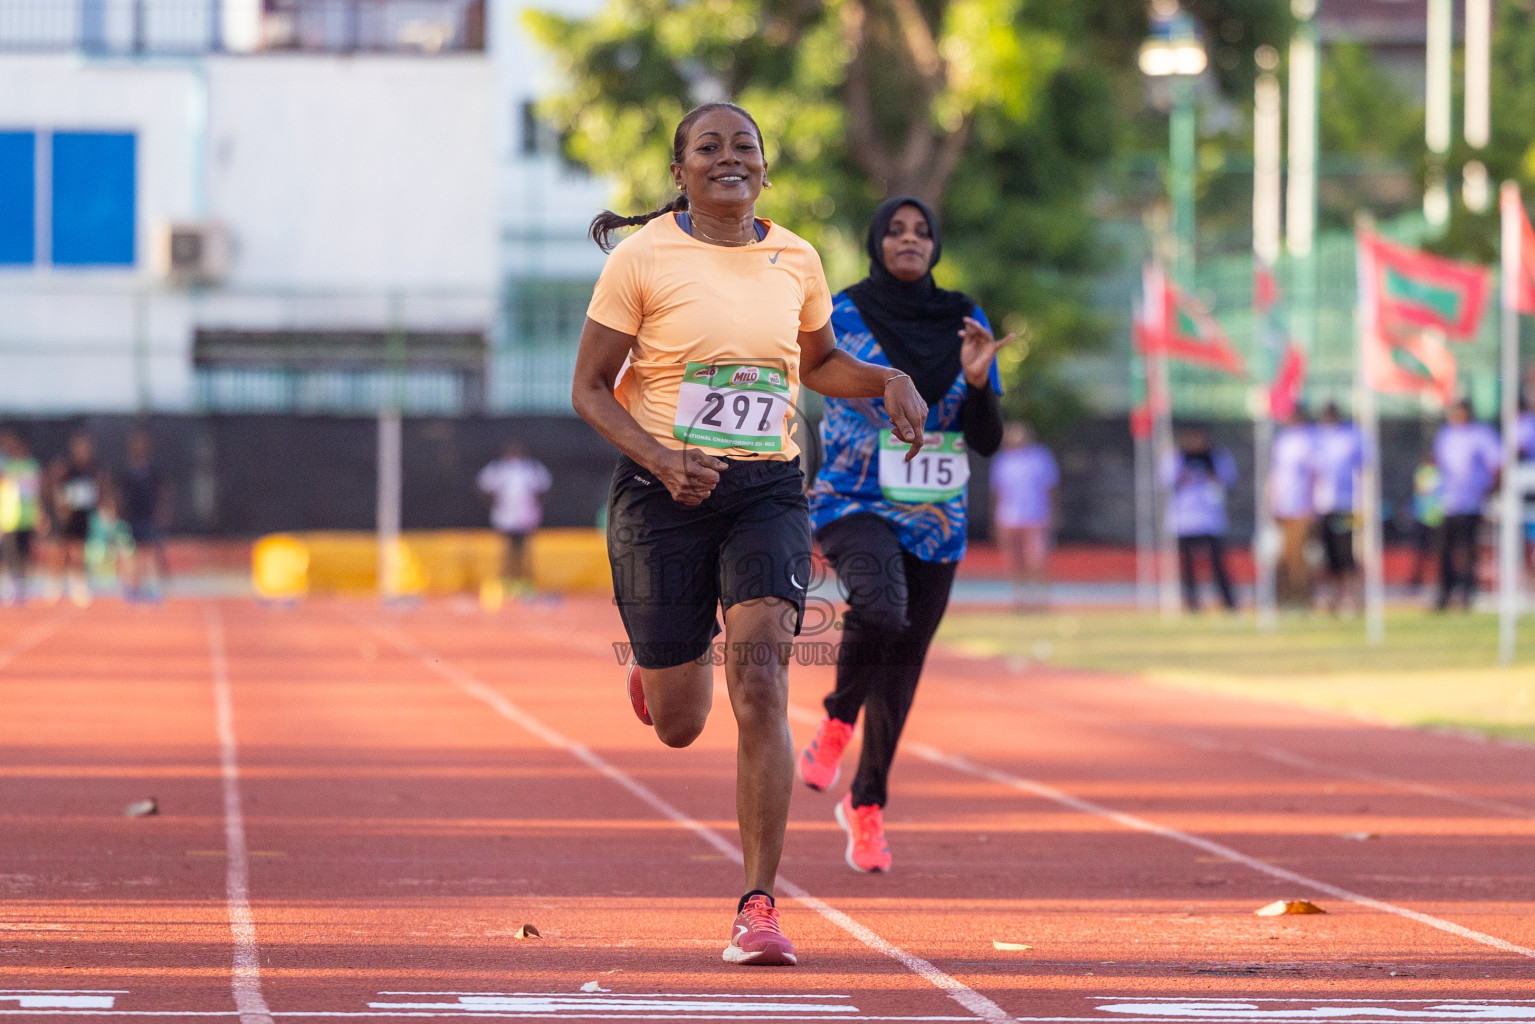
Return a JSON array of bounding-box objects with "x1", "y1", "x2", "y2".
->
[
  {"x1": 1433, "y1": 399, "x2": 1502, "y2": 611},
  {"x1": 1312, "y1": 402, "x2": 1364, "y2": 615},
  {"x1": 990, "y1": 422, "x2": 1059, "y2": 611},
  {"x1": 1162, "y1": 425, "x2": 1238, "y2": 612},
  {"x1": 1268, "y1": 405, "x2": 1317, "y2": 610}
]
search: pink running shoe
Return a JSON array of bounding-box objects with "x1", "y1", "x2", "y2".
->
[
  {"x1": 626, "y1": 662, "x2": 652, "y2": 726},
  {"x1": 835, "y1": 793, "x2": 892, "y2": 873},
  {"x1": 722, "y1": 894, "x2": 797, "y2": 965},
  {"x1": 797, "y1": 716, "x2": 853, "y2": 791}
]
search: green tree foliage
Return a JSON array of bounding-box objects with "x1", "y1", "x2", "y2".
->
[
  {"x1": 1433, "y1": 0, "x2": 1535, "y2": 261},
  {"x1": 526, "y1": 0, "x2": 1288, "y2": 432}
]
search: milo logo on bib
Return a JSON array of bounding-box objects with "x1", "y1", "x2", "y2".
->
[{"x1": 674, "y1": 361, "x2": 792, "y2": 452}]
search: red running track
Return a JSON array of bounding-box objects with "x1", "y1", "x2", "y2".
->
[{"x1": 0, "y1": 597, "x2": 1532, "y2": 1023}]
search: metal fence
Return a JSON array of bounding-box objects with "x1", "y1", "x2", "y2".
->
[{"x1": 0, "y1": 0, "x2": 484, "y2": 55}]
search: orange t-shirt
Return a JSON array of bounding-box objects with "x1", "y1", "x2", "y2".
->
[{"x1": 586, "y1": 214, "x2": 832, "y2": 461}]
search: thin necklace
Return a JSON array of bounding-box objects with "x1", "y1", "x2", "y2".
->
[{"x1": 689, "y1": 217, "x2": 760, "y2": 247}]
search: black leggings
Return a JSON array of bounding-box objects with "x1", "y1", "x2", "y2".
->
[
  {"x1": 815, "y1": 513, "x2": 958, "y2": 810},
  {"x1": 1177, "y1": 534, "x2": 1236, "y2": 611},
  {"x1": 1437, "y1": 513, "x2": 1481, "y2": 610}
]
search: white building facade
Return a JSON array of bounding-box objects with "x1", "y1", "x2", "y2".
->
[{"x1": 0, "y1": 0, "x2": 606, "y2": 415}]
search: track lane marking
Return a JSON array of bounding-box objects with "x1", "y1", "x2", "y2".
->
[
  {"x1": 961, "y1": 687, "x2": 1535, "y2": 821},
  {"x1": 205, "y1": 605, "x2": 275, "y2": 1024},
  {"x1": 513, "y1": 615, "x2": 1535, "y2": 823},
  {"x1": 0, "y1": 612, "x2": 72, "y2": 673},
  {"x1": 362, "y1": 621, "x2": 1010, "y2": 1024},
  {"x1": 901, "y1": 740, "x2": 1535, "y2": 960}
]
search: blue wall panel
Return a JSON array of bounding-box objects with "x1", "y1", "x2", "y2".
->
[
  {"x1": 0, "y1": 132, "x2": 35, "y2": 265},
  {"x1": 51, "y1": 132, "x2": 136, "y2": 266}
]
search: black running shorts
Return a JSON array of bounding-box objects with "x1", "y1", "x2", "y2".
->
[{"x1": 607, "y1": 454, "x2": 812, "y2": 669}]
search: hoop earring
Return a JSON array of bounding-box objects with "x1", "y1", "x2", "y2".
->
[{"x1": 763, "y1": 180, "x2": 773, "y2": 189}]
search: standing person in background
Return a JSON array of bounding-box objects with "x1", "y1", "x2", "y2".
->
[
  {"x1": 798, "y1": 196, "x2": 1010, "y2": 875},
  {"x1": 1434, "y1": 399, "x2": 1502, "y2": 611},
  {"x1": 1407, "y1": 445, "x2": 1443, "y2": 592},
  {"x1": 118, "y1": 429, "x2": 172, "y2": 602},
  {"x1": 1163, "y1": 425, "x2": 1239, "y2": 613},
  {"x1": 48, "y1": 433, "x2": 112, "y2": 607},
  {"x1": 989, "y1": 422, "x2": 1058, "y2": 612},
  {"x1": 477, "y1": 442, "x2": 552, "y2": 592},
  {"x1": 1311, "y1": 402, "x2": 1364, "y2": 615},
  {"x1": 0, "y1": 430, "x2": 45, "y2": 604},
  {"x1": 1268, "y1": 405, "x2": 1317, "y2": 610}
]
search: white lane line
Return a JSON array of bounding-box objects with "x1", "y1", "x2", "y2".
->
[
  {"x1": 994, "y1": 690, "x2": 1535, "y2": 821},
  {"x1": 905, "y1": 741, "x2": 1535, "y2": 960},
  {"x1": 0, "y1": 612, "x2": 71, "y2": 672},
  {"x1": 205, "y1": 605, "x2": 275, "y2": 1024},
  {"x1": 364, "y1": 623, "x2": 1010, "y2": 1024}
]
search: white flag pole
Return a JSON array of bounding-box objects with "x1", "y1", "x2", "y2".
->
[
  {"x1": 1253, "y1": 57, "x2": 1283, "y2": 632},
  {"x1": 1146, "y1": 263, "x2": 1182, "y2": 619},
  {"x1": 1355, "y1": 217, "x2": 1387, "y2": 645},
  {"x1": 1499, "y1": 181, "x2": 1522, "y2": 664}
]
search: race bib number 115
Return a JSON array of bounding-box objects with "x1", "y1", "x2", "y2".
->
[
  {"x1": 878, "y1": 430, "x2": 969, "y2": 503},
  {"x1": 673, "y1": 362, "x2": 791, "y2": 452}
]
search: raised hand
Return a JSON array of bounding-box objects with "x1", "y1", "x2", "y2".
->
[{"x1": 959, "y1": 316, "x2": 1018, "y2": 388}]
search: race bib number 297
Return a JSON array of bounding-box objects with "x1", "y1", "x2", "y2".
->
[{"x1": 673, "y1": 362, "x2": 791, "y2": 452}]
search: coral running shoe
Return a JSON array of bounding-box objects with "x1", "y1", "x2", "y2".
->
[
  {"x1": 626, "y1": 662, "x2": 652, "y2": 726},
  {"x1": 797, "y1": 716, "x2": 853, "y2": 791},
  {"x1": 722, "y1": 895, "x2": 797, "y2": 965},
  {"x1": 835, "y1": 793, "x2": 892, "y2": 873}
]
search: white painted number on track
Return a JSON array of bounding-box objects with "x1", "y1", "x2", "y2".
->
[
  {"x1": 1079, "y1": 1000, "x2": 1535, "y2": 1023},
  {"x1": 0, "y1": 993, "x2": 120, "y2": 1010}
]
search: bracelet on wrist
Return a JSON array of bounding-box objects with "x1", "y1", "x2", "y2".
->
[{"x1": 883, "y1": 372, "x2": 911, "y2": 389}]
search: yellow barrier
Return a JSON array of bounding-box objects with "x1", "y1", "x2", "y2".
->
[{"x1": 251, "y1": 528, "x2": 611, "y2": 597}]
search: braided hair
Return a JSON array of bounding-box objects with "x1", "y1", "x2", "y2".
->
[{"x1": 588, "y1": 102, "x2": 765, "y2": 253}]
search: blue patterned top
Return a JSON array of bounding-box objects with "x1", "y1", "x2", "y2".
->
[{"x1": 808, "y1": 292, "x2": 1002, "y2": 563}]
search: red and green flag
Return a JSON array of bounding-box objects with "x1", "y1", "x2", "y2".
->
[
  {"x1": 1364, "y1": 234, "x2": 1492, "y2": 341},
  {"x1": 1138, "y1": 264, "x2": 1247, "y2": 377},
  {"x1": 1368, "y1": 328, "x2": 1457, "y2": 404},
  {"x1": 1357, "y1": 229, "x2": 1460, "y2": 404},
  {"x1": 1268, "y1": 342, "x2": 1306, "y2": 419},
  {"x1": 1502, "y1": 182, "x2": 1535, "y2": 315}
]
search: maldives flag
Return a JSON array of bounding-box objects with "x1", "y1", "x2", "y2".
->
[
  {"x1": 1268, "y1": 342, "x2": 1306, "y2": 419},
  {"x1": 1365, "y1": 234, "x2": 1492, "y2": 341},
  {"x1": 1369, "y1": 328, "x2": 1457, "y2": 404},
  {"x1": 1357, "y1": 228, "x2": 1458, "y2": 404},
  {"x1": 1138, "y1": 263, "x2": 1247, "y2": 377},
  {"x1": 1129, "y1": 302, "x2": 1169, "y2": 440},
  {"x1": 1502, "y1": 182, "x2": 1535, "y2": 315}
]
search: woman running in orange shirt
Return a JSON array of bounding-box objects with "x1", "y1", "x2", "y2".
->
[{"x1": 571, "y1": 102, "x2": 928, "y2": 966}]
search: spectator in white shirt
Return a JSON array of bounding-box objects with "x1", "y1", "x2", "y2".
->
[{"x1": 478, "y1": 443, "x2": 553, "y2": 588}]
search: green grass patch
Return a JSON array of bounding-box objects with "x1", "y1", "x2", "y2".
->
[{"x1": 938, "y1": 609, "x2": 1535, "y2": 744}]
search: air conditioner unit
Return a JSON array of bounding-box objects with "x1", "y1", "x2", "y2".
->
[{"x1": 155, "y1": 222, "x2": 232, "y2": 286}]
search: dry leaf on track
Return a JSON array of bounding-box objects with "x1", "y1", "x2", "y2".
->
[
  {"x1": 992, "y1": 940, "x2": 1033, "y2": 950},
  {"x1": 123, "y1": 798, "x2": 159, "y2": 818},
  {"x1": 1255, "y1": 899, "x2": 1325, "y2": 916},
  {"x1": 513, "y1": 923, "x2": 540, "y2": 939}
]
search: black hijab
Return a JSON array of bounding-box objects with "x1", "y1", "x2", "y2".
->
[{"x1": 844, "y1": 197, "x2": 976, "y2": 405}]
